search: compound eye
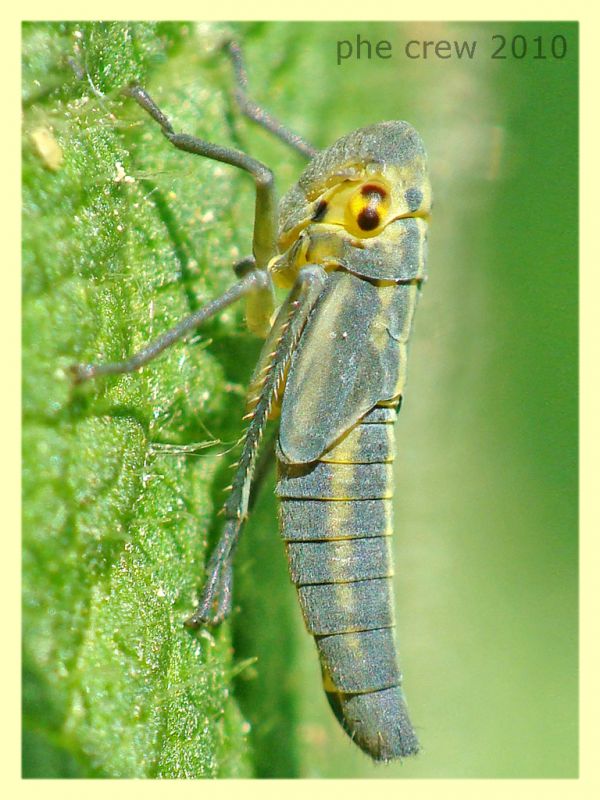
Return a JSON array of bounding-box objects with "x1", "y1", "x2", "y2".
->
[{"x1": 346, "y1": 182, "x2": 390, "y2": 237}]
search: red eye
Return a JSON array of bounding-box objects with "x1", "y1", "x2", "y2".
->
[{"x1": 346, "y1": 182, "x2": 390, "y2": 237}]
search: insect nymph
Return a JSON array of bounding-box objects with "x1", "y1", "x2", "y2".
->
[{"x1": 72, "y1": 42, "x2": 431, "y2": 762}]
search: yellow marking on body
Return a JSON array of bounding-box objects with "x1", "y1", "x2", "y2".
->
[
  {"x1": 384, "y1": 461, "x2": 394, "y2": 501},
  {"x1": 318, "y1": 426, "x2": 394, "y2": 611},
  {"x1": 332, "y1": 582, "x2": 356, "y2": 624},
  {"x1": 370, "y1": 285, "x2": 397, "y2": 356},
  {"x1": 416, "y1": 217, "x2": 428, "y2": 281},
  {"x1": 392, "y1": 344, "x2": 408, "y2": 399},
  {"x1": 278, "y1": 276, "x2": 358, "y2": 437},
  {"x1": 384, "y1": 537, "x2": 395, "y2": 577},
  {"x1": 383, "y1": 500, "x2": 393, "y2": 538},
  {"x1": 323, "y1": 420, "x2": 361, "y2": 464},
  {"x1": 325, "y1": 539, "x2": 352, "y2": 583},
  {"x1": 321, "y1": 420, "x2": 396, "y2": 464},
  {"x1": 327, "y1": 431, "x2": 358, "y2": 503},
  {"x1": 321, "y1": 425, "x2": 363, "y2": 464},
  {"x1": 418, "y1": 177, "x2": 433, "y2": 217},
  {"x1": 385, "y1": 424, "x2": 394, "y2": 466},
  {"x1": 321, "y1": 663, "x2": 338, "y2": 693}
]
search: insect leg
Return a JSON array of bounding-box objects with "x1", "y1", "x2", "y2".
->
[
  {"x1": 125, "y1": 85, "x2": 277, "y2": 271},
  {"x1": 69, "y1": 269, "x2": 269, "y2": 383},
  {"x1": 191, "y1": 429, "x2": 277, "y2": 630},
  {"x1": 246, "y1": 426, "x2": 277, "y2": 512},
  {"x1": 186, "y1": 264, "x2": 328, "y2": 627},
  {"x1": 224, "y1": 40, "x2": 318, "y2": 160}
]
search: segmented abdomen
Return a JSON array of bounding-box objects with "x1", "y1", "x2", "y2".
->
[{"x1": 276, "y1": 403, "x2": 419, "y2": 761}]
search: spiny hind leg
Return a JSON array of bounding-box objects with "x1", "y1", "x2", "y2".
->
[
  {"x1": 186, "y1": 264, "x2": 328, "y2": 627},
  {"x1": 188, "y1": 427, "x2": 276, "y2": 625},
  {"x1": 183, "y1": 429, "x2": 277, "y2": 626}
]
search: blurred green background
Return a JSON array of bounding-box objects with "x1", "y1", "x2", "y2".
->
[{"x1": 22, "y1": 21, "x2": 578, "y2": 778}]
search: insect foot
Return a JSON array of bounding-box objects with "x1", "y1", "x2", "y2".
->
[
  {"x1": 67, "y1": 363, "x2": 96, "y2": 384},
  {"x1": 185, "y1": 520, "x2": 237, "y2": 628}
]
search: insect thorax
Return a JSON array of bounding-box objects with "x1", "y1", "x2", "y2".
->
[{"x1": 270, "y1": 120, "x2": 431, "y2": 288}]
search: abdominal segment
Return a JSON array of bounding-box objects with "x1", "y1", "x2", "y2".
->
[{"x1": 276, "y1": 403, "x2": 419, "y2": 761}]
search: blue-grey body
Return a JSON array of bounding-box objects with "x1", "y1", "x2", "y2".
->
[{"x1": 259, "y1": 121, "x2": 430, "y2": 761}]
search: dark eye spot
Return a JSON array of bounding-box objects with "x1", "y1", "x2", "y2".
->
[
  {"x1": 404, "y1": 187, "x2": 423, "y2": 212},
  {"x1": 357, "y1": 207, "x2": 380, "y2": 231},
  {"x1": 312, "y1": 199, "x2": 328, "y2": 221}
]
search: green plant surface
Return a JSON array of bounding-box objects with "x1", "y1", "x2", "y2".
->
[
  {"x1": 22, "y1": 20, "x2": 258, "y2": 778},
  {"x1": 23, "y1": 21, "x2": 578, "y2": 778}
]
